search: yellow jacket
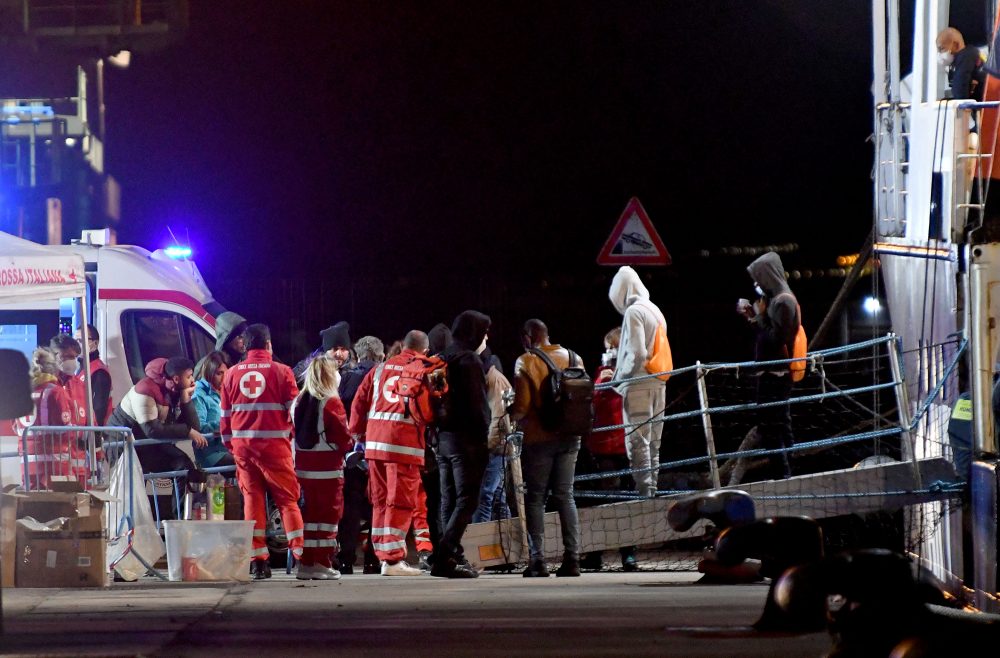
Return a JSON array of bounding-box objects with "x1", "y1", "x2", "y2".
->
[{"x1": 511, "y1": 344, "x2": 582, "y2": 445}]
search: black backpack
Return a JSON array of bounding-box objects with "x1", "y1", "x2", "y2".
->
[
  {"x1": 529, "y1": 348, "x2": 594, "y2": 436},
  {"x1": 292, "y1": 393, "x2": 324, "y2": 450}
]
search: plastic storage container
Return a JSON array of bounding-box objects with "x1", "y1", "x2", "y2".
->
[{"x1": 163, "y1": 520, "x2": 255, "y2": 582}]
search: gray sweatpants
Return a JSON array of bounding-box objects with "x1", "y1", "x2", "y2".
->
[{"x1": 622, "y1": 384, "x2": 666, "y2": 497}]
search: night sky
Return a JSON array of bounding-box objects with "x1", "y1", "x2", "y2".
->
[{"x1": 1, "y1": 1, "x2": 994, "y2": 365}]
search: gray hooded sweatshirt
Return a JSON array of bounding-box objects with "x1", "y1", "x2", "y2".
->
[{"x1": 608, "y1": 266, "x2": 667, "y2": 392}]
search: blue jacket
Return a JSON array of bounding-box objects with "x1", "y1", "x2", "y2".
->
[{"x1": 191, "y1": 378, "x2": 230, "y2": 468}]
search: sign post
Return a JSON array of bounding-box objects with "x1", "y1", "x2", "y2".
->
[{"x1": 597, "y1": 197, "x2": 671, "y2": 266}]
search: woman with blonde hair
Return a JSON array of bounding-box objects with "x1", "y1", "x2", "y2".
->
[
  {"x1": 291, "y1": 355, "x2": 354, "y2": 580},
  {"x1": 21, "y1": 347, "x2": 82, "y2": 489}
]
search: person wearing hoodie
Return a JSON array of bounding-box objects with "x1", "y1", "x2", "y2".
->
[
  {"x1": 472, "y1": 346, "x2": 512, "y2": 524},
  {"x1": 109, "y1": 356, "x2": 208, "y2": 516},
  {"x1": 608, "y1": 266, "x2": 668, "y2": 503},
  {"x1": 737, "y1": 251, "x2": 800, "y2": 480},
  {"x1": 215, "y1": 311, "x2": 249, "y2": 367},
  {"x1": 430, "y1": 309, "x2": 491, "y2": 578}
]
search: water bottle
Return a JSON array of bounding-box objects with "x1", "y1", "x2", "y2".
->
[{"x1": 207, "y1": 473, "x2": 226, "y2": 520}]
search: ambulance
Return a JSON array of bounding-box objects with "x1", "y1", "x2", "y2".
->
[{"x1": 0, "y1": 229, "x2": 221, "y2": 487}]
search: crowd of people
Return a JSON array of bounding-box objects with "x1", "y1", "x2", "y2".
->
[{"x1": 16, "y1": 256, "x2": 803, "y2": 580}]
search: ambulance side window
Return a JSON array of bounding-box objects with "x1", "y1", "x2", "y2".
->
[
  {"x1": 183, "y1": 317, "x2": 214, "y2": 367},
  {"x1": 122, "y1": 311, "x2": 185, "y2": 383},
  {"x1": 122, "y1": 311, "x2": 216, "y2": 383}
]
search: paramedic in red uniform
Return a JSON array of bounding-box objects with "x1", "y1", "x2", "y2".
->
[
  {"x1": 76, "y1": 324, "x2": 113, "y2": 424},
  {"x1": 220, "y1": 323, "x2": 305, "y2": 580},
  {"x1": 22, "y1": 347, "x2": 79, "y2": 489},
  {"x1": 292, "y1": 355, "x2": 354, "y2": 580},
  {"x1": 50, "y1": 333, "x2": 88, "y2": 426},
  {"x1": 349, "y1": 330, "x2": 430, "y2": 576}
]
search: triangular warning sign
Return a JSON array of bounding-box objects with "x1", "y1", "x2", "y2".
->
[{"x1": 597, "y1": 197, "x2": 671, "y2": 266}]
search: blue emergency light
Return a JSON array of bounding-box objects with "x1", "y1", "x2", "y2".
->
[{"x1": 164, "y1": 245, "x2": 192, "y2": 259}]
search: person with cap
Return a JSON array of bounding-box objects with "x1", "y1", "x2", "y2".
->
[
  {"x1": 215, "y1": 311, "x2": 249, "y2": 366},
  {"x1": 294, "y1": 321, "x2": 353, "y2": 384},
  {"x1": 108, "y1": 356, "x2": 208, "y2": 516},
  {"x1": 429, "y1": 309, "x2": 491, "y2": 579}
]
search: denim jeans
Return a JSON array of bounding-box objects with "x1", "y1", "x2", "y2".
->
[
  {"x1": 434, "y1": 432, "x2": 488, "y2": 563},
  {"x1": 472, "y1": 453, "x2": 510, "y2": 523},
  {"x1": 521, "y1": 437, "x2": 581, "y2": 561}
]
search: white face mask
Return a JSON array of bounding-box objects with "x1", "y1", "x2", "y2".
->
[
  {"x1": 476, "y1": 336, "x2": 488, "y2": 355},
  {"x1": 754, "y1": 284, "x2": 765, "y2": 297},
  {"x1": 938, "y1": 50, "x2": 954, "y2": 66},
  {"x1": 601, "y1": 348, "x2": 617, "y2": 366},
  {"x1": 59, "y1": 359, "x2": 78, "y2": 376}
]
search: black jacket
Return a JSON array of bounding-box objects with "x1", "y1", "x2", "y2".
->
[
  {"x1": 438, "y1": 310, "x2": 491, "y2": 439},
  {"x1": 950, "y1": 46, "x2": 985, "y2": 101},
  {"x1": 339, "y1": 359, "x2": 377, "y2": 421},
  {"x1": 747, "y1": 251, "x2": 800, "y2": 365}
]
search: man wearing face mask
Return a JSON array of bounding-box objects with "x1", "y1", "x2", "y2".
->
[
  {"x1": 429, "y1": 309, "x2": 491, "y2": 579},
  {"x1": 109, "y1": 356, "x2": 208, "y2": 517},
  {"x1": 75, "y1": 325, "x2": 113, "y2": 425},
  {"x1": 737, "y1": 251, "x2": 799, "y2": 481},
  {"x1": 936, "y1": 27, "x2": 986, "y2": 102},
  {"x1": 49, "y1": 333, "x2": 88, "y2": 426}
]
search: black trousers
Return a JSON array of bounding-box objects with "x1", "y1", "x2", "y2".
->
[
  {"x1": 755, "y1": 373, "x2": 794, "y2": 480},
  {"x1": 337, "y1": 465, "x2": 377, "y2": 568},
  {"x1": 433, "y1": 432, "x2": 488, "y2": 564}
]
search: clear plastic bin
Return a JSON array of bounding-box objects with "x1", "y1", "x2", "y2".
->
[{"x1": 163, "y1": 520, "x2": 254, "y2": 582}]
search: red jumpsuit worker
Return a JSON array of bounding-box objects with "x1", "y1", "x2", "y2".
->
[
  {"x1": 220, "y1": 323, "x2": 304, "y2": 580},
  {"x1": 20, "y1": 349, "x2": 80, "y2": 489},
  {"x1": 349, "y1": 330, "x2": 431, "y2": 576},
  {"x1": 292, "y1": 356, "x2": 354, "y2": 580},
  {"x1": 412, "y1": 481, "x2": 434, "y2": 560}
]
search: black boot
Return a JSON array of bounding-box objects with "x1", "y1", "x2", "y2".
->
[
  {"x1": 522, "y1": 559, "x2": 550, "y2": 578},
  {"x1": 579, "y1": 551, "x2": 603, "y2": 571},
  {"x1": 249, "y1": 560, "x2": 272, "y2": 581},
  {"x1": 556, "y1": 556, "x2": 581, "y2": 577}
]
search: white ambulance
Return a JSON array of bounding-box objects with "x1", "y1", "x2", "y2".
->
[{"x1": 0, "y1": 229, "x2": 222, "y2": 487}]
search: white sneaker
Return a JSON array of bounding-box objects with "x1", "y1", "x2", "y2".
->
[
  {"x1": 297, "y1": 564, "x2": 341, "y2": 580},
  {"x1": 381, "y1": 560, "x2": 423, "y2": 576}
]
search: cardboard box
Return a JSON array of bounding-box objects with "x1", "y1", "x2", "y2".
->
[
  {"x1": 15, "y1": 514, "x2": 108, "y2": 587},
  {"x1": 1, "y1": 482, "x2": 115, "y2": 588},
  {"x1": 1, "y1": 488, "x2": 16, "y2": 588}
]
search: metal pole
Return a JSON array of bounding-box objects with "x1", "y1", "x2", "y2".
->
[
  {"x1": 969, "y1": 251, "x2": 997, "y2": 456},
  {"x1": 695, "y1": 362, "x2": 721, "y2": 489},
  {"x1": 888, "y1": 333, "x2": 922, "y2": 488},
  {"x1": 509, "y1": 456, "x2": 530, "y2": 561}
]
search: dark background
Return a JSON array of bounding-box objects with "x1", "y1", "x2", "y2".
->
[{"x1": 1, "y1": 1, "x2": 993, "y2": 369}]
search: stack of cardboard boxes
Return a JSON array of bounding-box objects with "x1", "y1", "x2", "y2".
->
[{"x1": 1, "y1": 480, "x2": 114, "y2": 588}]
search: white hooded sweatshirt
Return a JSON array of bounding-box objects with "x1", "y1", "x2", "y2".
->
[{"x1": 608, "y1": 266, "x2": 666, "y2": 392}]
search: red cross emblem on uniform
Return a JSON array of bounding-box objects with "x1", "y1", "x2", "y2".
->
[{"x1": 239, "y1": 371, "x2": 267, "y2": 399}]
